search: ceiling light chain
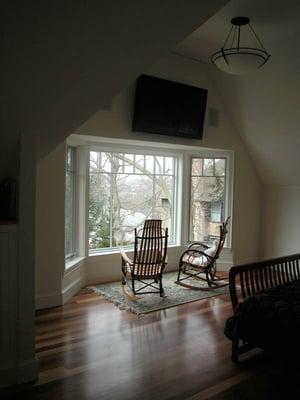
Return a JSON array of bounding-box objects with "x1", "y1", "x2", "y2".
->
[{"x1": 248, "y1": 23, "x2": 268, "y2": 53}]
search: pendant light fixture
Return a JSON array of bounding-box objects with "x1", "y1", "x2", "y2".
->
[{"x1": 211, "y1": 17, "x2": 270, "y2": 75}]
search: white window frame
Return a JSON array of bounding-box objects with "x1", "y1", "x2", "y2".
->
[
  {"x1": 186, "y1": 149, "x2": 233, "y2": 249},
  {"x1": 88, "y1": 144, "x2": 181, "y2": 254},
  {"x1": 65, "y1": 146, "x2": 78, "y2": 261},
  {"x1": 67, "y1": 135, "x2": 234, "y2": 257}
]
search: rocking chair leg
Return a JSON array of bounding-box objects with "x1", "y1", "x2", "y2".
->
[
  {"x1": 177, "y1": 264, "x2": 182, "y2": 282},
  {"x1": 121, "y1": 261, "x2": 126, "y2": 285},
  {"x1": 132, "y1": 279, "x2": 135, "y2": 295},
  {"x1": 159, "y1": 277, "x2": 164, "y2": 297},
  {"x1": 206, "y1": 270, "x2": 212, "y2": 287}
]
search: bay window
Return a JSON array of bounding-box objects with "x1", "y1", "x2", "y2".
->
[{"x1": 64, "y1": 137, "x2": 233, "y2": 259}]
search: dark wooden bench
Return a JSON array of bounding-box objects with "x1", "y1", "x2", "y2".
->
[{"x1": 228, "y1": 253, "x2": 300, "y2": 362}]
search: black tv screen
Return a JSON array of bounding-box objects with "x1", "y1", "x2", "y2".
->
[{"x1": 132, "y1": 74, "x2": 207, "y2": 139}]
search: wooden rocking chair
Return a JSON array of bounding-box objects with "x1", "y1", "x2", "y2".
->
[
  {"x1": 177, "y1": 217, "x2": 230, "y2": 288},
  {"x1": 120, "y1": 219, "x2": 168, "y2": 297}
]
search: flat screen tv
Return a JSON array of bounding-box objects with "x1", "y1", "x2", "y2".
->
[{"x1": 132, "y1": 74, "x2": 207, "y2": 139}]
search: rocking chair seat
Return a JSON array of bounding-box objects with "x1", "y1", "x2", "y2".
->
[
  {"x1": 177, "y1": 217, "x2": 230, "y2": 287},
  {"x1": 121, "y1": 248, "x2": 165, "y2": 277},
  {"x1": 123, "y1": 262, "x2": 163, "y2": 279},
  {"x1": 181, "y1": 240, "x2": 218, "y2": 268}
]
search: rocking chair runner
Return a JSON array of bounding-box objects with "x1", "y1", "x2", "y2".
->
[
  {"x1": 177, "y1": 217, "x2": 230, "y2": 287},
  {"x1": 120, "y1": 219, "x2": 168, "y2": 297}
]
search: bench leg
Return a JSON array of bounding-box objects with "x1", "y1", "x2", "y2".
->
[{"x1": 232, "y1": 339, "x2": 239, "y2": 363}]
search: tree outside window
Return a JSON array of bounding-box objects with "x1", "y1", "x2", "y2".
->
[
  {"x1": 190, "y1": 157, "x2": 226, "y2": 244},
  {"x1": 89, "y1": 151, "x2": 177, "y2": 252}
]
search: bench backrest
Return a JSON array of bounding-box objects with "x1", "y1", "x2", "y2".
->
[{"x1": 229, "y1": 253, "x2": 300, "y2": 310}]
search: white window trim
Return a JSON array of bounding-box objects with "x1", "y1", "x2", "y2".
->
[
  {"x1": 68, "y1": 134, "x2": 234, "y2": 257},
  {"x1": 188, "y1": 153, "x2": 232, "y2": 247},
  {"x1": 65, "y1": 146, "x2": 78, "y2": 262},
  {"x1": 88, "y1": 144, "x2": 181, "y2": 253},
  {"x1": 65, "y1": 141, "x2": 88, "y2": 271}
]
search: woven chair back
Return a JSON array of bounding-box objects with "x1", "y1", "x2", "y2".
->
[{"x1": 133, "y1": 219, "x2": 168, "y2": 277}]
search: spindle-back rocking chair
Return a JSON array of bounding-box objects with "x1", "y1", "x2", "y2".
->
[
  {"x1": 177, "y1": 217, "x2": 230, "y2": 288},
  {"x1": 120, "y1": 219, "x2": 168, "y2": 297}
]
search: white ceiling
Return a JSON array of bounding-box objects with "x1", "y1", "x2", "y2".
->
[{"x1": 175, "y1": 0, "x2": 300, "y2": 186}]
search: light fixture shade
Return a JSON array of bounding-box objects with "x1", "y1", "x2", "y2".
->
[
  {"x1": 211, "y1": 17, "x2": 270, "y2": 75},
  {"x1": 212, "y1": 48, "x2": 269, "y2": 75}
]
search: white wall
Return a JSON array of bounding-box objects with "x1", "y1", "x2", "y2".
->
[
  {"x1": 35, "y1": 142, "x2": 65, "y2": 308},
  {"x1": 35, "y1": 142, "x2": 87, "y2": 309},
  {"x1": 261, "y1": 185, "x2": 300, "y2": 258}
]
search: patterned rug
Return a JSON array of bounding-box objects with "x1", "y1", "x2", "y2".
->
[{"x1": 89, "y1": 272, "x2": 229, "y2": 315}]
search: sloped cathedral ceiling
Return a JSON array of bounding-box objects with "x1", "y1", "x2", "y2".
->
[
  {"x1": 176, "y1": 0, "x2": 300, "y2": 185},
  {"x1": 0, "y1": 0, "x2": 229, "y2": 168},
  {"x1": 210, "y1": 30, "x2": 300, "y2": 186}
]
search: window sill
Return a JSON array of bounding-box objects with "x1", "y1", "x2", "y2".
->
[
  {"x1": 64, "y1": 256, "x2": 86, "y2": 275},
  {"x1": 89, "y1": 244, "x2": 180, "y2": 257}
]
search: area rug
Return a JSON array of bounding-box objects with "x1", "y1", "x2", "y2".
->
[{"x1": 88, "y1": 272, "x2": 229, "y2": 315}]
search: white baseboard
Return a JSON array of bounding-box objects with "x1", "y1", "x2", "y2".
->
[
  {"x1": 36, "y1": 278, "x2": 85, "y2": 310},
  {"x1": 0, "y1": 357, "x2": 39, "y2": 388},
  {"x1": 35, "y1": 278, "x2": 84, "y2": 309},
  {"x1": 35, "y1": 292, "x2": 62, "y2": 310},
  {"x1": 62, "y1": 277, "x2": 84, "y2": 304}
]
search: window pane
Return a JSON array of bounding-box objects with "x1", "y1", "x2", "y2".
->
[
  {"x1": 65, "y1": 172, "x2": 72, "y2": 255},
  {"x1": 215, "y1": 158, "x2": 226, "y2": 176},
  {"x1": 89, "y1": 171, "x2": 111, "y2": 249},
  {"x1": 154, "y1": 156, "x2": 164, "y2": 174},
  {"x1": 211, "y1": 202, "x2": 222, "y2": 223},
  {"x1": 190, "y1": 157, "x2": 226, "y2": 244},
  {"x1": 203, "y1": 158, "x2": 214, "y2": 176},
  {"x1": 145, "y1": 155, "x2": 154, "y2": 173},
  {"x1": 88, "y1": 151, "x2": 176, "y2": 251},
  {"x1": 164, "y1": 157, "x2": 174, "y2": 174},
  {"x1": 101, "y1": 152, "x2": 112, "y2": 172},
  {"x1": 135, "y1": 154, "x2": 145, "y2": 172},
  {"x1": 124, "y1": 153, "x2": 134, "y2": 173},
  {"x1": 89, "y1": 151, "x2": 99, "y2": 172},
  {"x1": 191, "y1": 158, "x2": 203, "y2": 176},
  {"x1": 153, "y1": 175, "x2": 174, "y2": 241},
  {"x1": 115, "y1": 173, "x2": 153, "y2": 246}
]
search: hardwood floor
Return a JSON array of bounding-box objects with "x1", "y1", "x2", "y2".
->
[{"x1": 3, "y1": 283, "x2": 292, "y2": 399}]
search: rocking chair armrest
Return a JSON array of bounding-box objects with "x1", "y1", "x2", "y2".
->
[
  {"x1": 119, "y1": 247, "x2": 132, "y2": 265},
  {"x1": 180, "y1": 248, "x2": 214, "y2": 263},
  {"x1": 188, "y1": 241, "x2": 209, "y2": 251}
]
